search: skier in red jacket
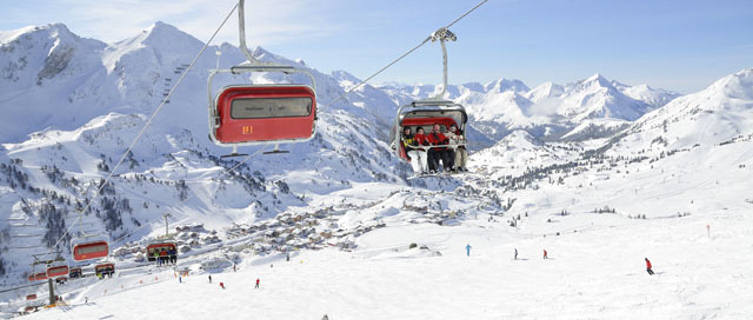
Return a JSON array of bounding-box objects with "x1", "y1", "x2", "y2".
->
[{"x1": 645, "y1": 258, "x2": 654, "y2": 275}]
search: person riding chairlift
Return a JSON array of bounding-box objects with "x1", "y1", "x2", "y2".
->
[
  {"x1": 402, "y1": 127, "x2": 428, "y2": 174},
  {"x1": 446, "y1": 124, "x2": 468, "y2": 172},
  {"x1": 426, "y1": 124, "x2": 454, "y2": 173},
  {"x1": 159, "y1": 249, "x2": 168, "y2": 265}
]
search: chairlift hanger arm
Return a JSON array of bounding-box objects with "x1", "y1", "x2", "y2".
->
[
  {"x1": 338, "y1": 0, "x2": 488, "y2": 102},
  {"x1": 238, "y1": 0, "x2": 254, "y2": 63},
  {"x1": 430, "y1": 27, "x2": 457, "y2": 100}
]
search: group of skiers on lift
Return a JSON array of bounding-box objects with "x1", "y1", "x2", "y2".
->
[
  {"x1": 153, "y1": 247, "x2": 178, "y2": 266},
  {"x1": 401, "y1": 123, "x2": 468, "y2": 174}
]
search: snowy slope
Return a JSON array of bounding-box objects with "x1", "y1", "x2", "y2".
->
[
  {"x1": 19, "y1": 136, "x2": 753, "y2": 319},
  {"x1": 607, "y1": 68, "x2": 753, "y2": 155},
  {"x1": 557, "y1": 74, "x2": 654, "y2": 122}
]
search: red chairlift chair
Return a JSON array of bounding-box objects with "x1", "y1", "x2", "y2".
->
[
  {"x1": 207, "y1": 0, "x2": 317, "y2": 158},
  {"x1": 392, "y1": 100, "x2": 468, "y2": 162},
  {"x1": 94, "y1": 263, "x2": 115, "y2": 278},
  {"x1": 46, "y1": 264, "x2": 69, "y2": 278},
  {"x1": 146, "y1": 242, "x2": 177, "y2": 262},
  {"x1": 72, "y1": 240, "x2": 109, "y2": 261}
]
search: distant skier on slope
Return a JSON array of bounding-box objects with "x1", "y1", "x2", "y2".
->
[
  {"x1": 466, "y1": 244, "x2": 472, "y2": 256},
  {"x1": 208, "y1": 275, "x2": 212, "y2": 283},
  {"x1": 514, "y1": 248, "x2": 518, "y2": 260},
  {"x1": 645, "y1": 258, "x2": 654, "y2": 275},
  {"x1": 255, "y1": 278, "x2": 260, "y2": 289},
  {"x1": 219, "y1": 282, "x2": 225, "y2": 289},
  {"x1": 543, "y1": 249, "x2": 548, "y2": 260}
]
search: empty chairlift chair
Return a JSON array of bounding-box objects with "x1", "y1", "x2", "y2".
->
[
  {"x1": 33, "y1": 272, "x2": 47, "y2": 281},
  {"x1": 210, "y1": 80, "x2": 316, "y2": 145},
  {"x1": 207, "y1": 0, "x2": 317, "y2": 157},
  {"x1": 46, "y1": 264, "x2": 69, "y2": 278},
  {"x1": 72, "y1": 240, "x2": 109, "y2": 261}
]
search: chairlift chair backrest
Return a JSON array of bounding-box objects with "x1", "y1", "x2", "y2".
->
[
  {"x1": 46, "y1": 265, "x2": 69, "y2": 278},
  {"x1": 72, "y1": 240, "x2": 109, "y2": 261},
  {"x1": 210, "y1": 83, "x2": 316, "y2": 144}
]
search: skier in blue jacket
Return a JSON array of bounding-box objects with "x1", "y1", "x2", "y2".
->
[{"x1": 466, "y1": 244, "x2": 472, "y2": 256}]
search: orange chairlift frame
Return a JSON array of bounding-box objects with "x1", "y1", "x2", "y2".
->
[{"x1": 207, "y1": 0, "x2": 317, "y2": 156}]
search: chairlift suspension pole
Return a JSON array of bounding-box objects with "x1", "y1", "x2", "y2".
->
[
  {"x1": 47, "y1": 278, "x2": 54, "y2": 306},
  {"x1": 163, "y1": 213, "x2": 171, "y2": 238}
]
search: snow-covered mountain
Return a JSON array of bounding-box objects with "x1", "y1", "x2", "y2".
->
[
  {"x1": 605, "y1": 68, "x2": 753, "y2": 155},
  {"x1": 1, "y1": 20, "x2": 752, "y2": 319},
  {"x1": 0, "y1": 22, "x2": 413, "y2": 281},
  {"x1": 381, "y1": 73, "x2": 679, "y2": 143}
]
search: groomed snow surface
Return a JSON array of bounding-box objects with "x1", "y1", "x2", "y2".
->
[{"x1": 26, "y1": 207, "x2": 753, "y2": 319}]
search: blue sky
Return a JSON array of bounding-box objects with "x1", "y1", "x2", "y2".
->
[{"x1": 1, "y1": 0, "x2": 752, "y2": 93}]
